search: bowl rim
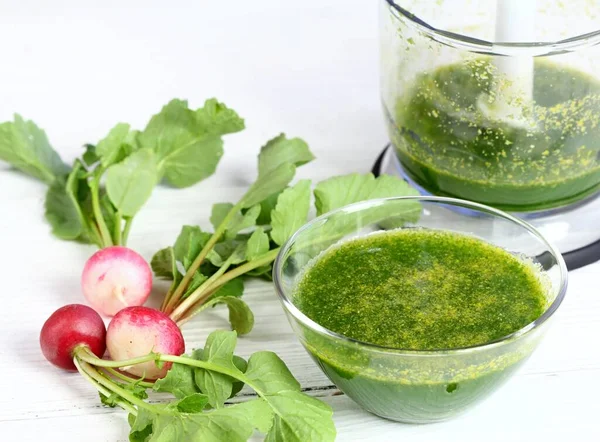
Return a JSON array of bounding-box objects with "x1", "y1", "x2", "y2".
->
[
  {"x1": 273, "y1": 195, "x2": 568, "y2": 356},
  {"x1": 384, "y1": 0, "x2": 600, "y2": 57}
]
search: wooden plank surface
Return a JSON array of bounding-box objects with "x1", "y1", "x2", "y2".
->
[{"x1": 1, "y1": 1, "x2": 599, "y2": 441}]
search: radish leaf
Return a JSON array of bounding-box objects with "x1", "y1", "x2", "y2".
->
[
  {"x1": 210, "y1": 279, "x2": 244, "y2": 300},
  {"x1": 106, "y1": 148, "x2": 158, "y2": 217},
  {"x1": 194, "y1": 331, "x2": 240, "y2": 408},
  {"x1": 173, "y1": 225, "x2": 212, "y2": 270},
  {"x1": 150, "y1": 401, "x2": 264, "y2": 442},
  {"x1": 264, "y1": 391, "x2": 336, "y2": 442},
  {"x1": 314, "y1": 173, "x2": 421, "y2": 221},
  {"x1": 128, "y1": 408, "x2": 154, "y2": 442},
  {"x1": 240, "y1": 134, "x2": 314, "y2": 209},
  {"x1": 0, "y1": 114, "x2": 69, "y2": 184},
  {"x1": 257, "y1": 134, "x2": 314, "y2": 177},
  {"x1": 173, "y1": 393, "x2": 210, "y2": 413},
  {"x1": 151, "y1": 246, "x2": 177, "y2": 280},
  {"x1": 244, "y1": 352, "x2": 300, "y2": 394},
  {"x1": 95, "y1": 123, "x2": 133, "y2": 167},
  {"x1": 270, "y1": 179, "x2": 312, "y2": 246},
  {"x1": 153, "y1": 362, "x2": 199, "y2": 399},
  {"x1": 139, "y1": 99, "x2": 243, "y2": 188},
  {"x1": 246, "y1": 227, "x2": 269, "y2": 260},
  {"x1": 210, "y1": 203, "x2": 260, "y2": 239},
  {"x1": 44, "y1": 163, "x2": 88, "y2": 241}
]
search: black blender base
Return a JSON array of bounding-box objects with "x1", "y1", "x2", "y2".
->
[{"x1": 371, "y1": 145, "x2": 600, "y2": 271}]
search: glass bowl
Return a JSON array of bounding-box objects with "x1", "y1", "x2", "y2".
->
[{"x1": 273, "y1": 196, "x2": 567, "y2": 423}]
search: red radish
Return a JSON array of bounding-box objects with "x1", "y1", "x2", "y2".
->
[
  {"x1": 81, "y1": 246, "x2": 152, "y2": 317},
  {"x1": 106, "y1": 306, "x2": 184, "y2": 379},
  {"x1": 40, "y1": 304, "x2": 106, "y2": 371}
]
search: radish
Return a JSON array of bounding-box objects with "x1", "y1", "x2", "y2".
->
[
  {"x1": 106, "y1": 306, "x2": 184, "y2": 379},
  {"x1": 81, "y1": 246, "x2": 152, "y2": 317},
  {"x1": 40, "y1": 304, "x2": 106, "y2": 371}
]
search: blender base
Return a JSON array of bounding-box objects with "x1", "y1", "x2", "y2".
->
[{"x1": 372, "y1": 145, "x2": 600, "y2": 271}]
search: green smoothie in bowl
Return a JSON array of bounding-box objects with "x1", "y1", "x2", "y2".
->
[{"x1": 274, "y1": 197, "x2": 567, "y2": 423}]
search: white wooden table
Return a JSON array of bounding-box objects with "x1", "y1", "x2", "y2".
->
[{"x1": 1, "y1": 1, "x2": 599, "y2": 440}]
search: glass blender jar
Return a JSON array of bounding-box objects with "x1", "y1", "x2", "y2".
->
[{"x1": 378, "y1": 0, "x2": 600, "y2": 265}]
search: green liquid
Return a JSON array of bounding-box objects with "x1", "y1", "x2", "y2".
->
[
  {"x1": 296, "y1": 229, "x2": 546, "y2": 350},
  {"x1": 389, "y1": 60, "x2": 600, "y2": 211},
  {"x1": 294, "y1": 229, "x2": 549, "y2": 422}
]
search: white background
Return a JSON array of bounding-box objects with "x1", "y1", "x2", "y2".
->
[{"x1": 0, "y1": 1, "x2": 599, "y2": 441}]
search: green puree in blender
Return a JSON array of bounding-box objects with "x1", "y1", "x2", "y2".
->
[
  {"x1": 294, "y1": 229, "x2": 549, "y2": 421},
  {"x1": 391, "y1": 60, "x2": 600, "y2": 211}
]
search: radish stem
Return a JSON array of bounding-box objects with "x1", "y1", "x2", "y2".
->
[
  {"x1": 205, "y1": 248, "x2": 280, "y2": 291},
  {"x1": 167, "y1": 203, "x2": 240, "y2": 309},
  {"x1": 78, "y1": 359, "x2": 160, "y2": 414},
  {"x1": 73, "y1": 357, "x2": 138, "y2": 416},
  {"x1": 78, "y1": 346, "x2": 158, "y2": 368},
  {"x1": 168, "y1": 259, "x2": 232, "y2": 320},
  {"x1": 122, "y1": 217, "x2": 133, "y2": 246},
  {"x1": 114, "y1": 211, "x2": 122, "y2": 245},
  {"x1": 90, "y1": 175, "x2": 113, "y2": 248},
  {"x1": 104, "y1": 367, "x2": 154, "y2": 388}
]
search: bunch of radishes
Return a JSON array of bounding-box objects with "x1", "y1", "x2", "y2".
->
[
  {"x1": 40, "y1": 303, "x2": 184, "y2": 379},
  {"x1": 42, "y1": 244, "x2": 185, "y2": 379}
]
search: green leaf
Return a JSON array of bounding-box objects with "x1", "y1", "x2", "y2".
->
[
  {"x1": 211, "y1": 204, "x2": 261, "y2": 239},
  {"x1": 246, "y1": 227, "x2": 270, "y2": 260},
  {"x1": 106, "y1": 148, "x2": 158, "y2": 217},
  {"x1": 82, "y1": 144, "x2": 99, "y2": 167},
  {"x1": 210, "y1": 278, "x2": 244, "y2": 300},
  {"x1": 244, "y1": 352, "x2": 300, "y2": 395},
  {"x1": 96, "y1": 123, "x2": 132, "y2": 167},
  {"x1": 264, "y1": 391, "x2": 336, "y2": 442},
  {"x1": 125, "y1": 381, "x2": 150, "y2": 401},
  {"x1": 240, "y1": 135, "x2": 315, "y2": 209},
  {"x1": 230, "y1": 355, "x2": 248, "y2": 398},
  {"x1": 256, "y1": 190, "x2": 282, "y2": 225},
  {"x1": 193, "y1": 350, "x2": 248, "y2": 399},
  {"x1": 153, "y1": 362, "x2": 199, "y2": 399},
  {"x1": 216, "y1": 297, "x2": 255, "y2": 335},
  {"x1": 257, "y1": 134, "x2": 314, "y2": 177},
  {"x1": 0, "y1": 114, "x2": 69, "y2": 183},
  {"x1": 271, "y1": 179, "x2": 312, "y2": 246},
  {"x1": 173, "y1": 393, "x2": 209, "y2": 413},
  {"x1": 229, "y1": 205, "x2": 261, "y2": 237},
  {"x1": 139, "y1": 99, "x2": 242, "y2": 188},
  {"x1": 196, "y1": 98, "x2": 245, "y2": 135},
  {"x1": 314, "y1": 173, "x2": 421, "y2": 221},
  {"x1": 209, "y1": 203, "x2": 234, "y2": 231},
  {"x1": 149, "y1": 401, "x2": 265, "y2": 442},
  {"x1": 151, "y1": 246, "x2": 176, "y2": 280},
  {"x1": 44, "y1": 165, "x2": 86, "y2": 241},
  {"x1": 246, "y1": 264, "x2": 273, "y2": 281},
  {"x1": 208, "y1": 240, "x2": 247, "y2": 267},
  {"x1": 99, "y1": 392, "x2": 119, "y2": 408},
  {"x1": 230, "y1": 399, "x2": 273, "y2": 433},
  {"x1": 202, "y1": 331, "x2": 239, "y2": 371},
  {"x1": 193, "y1": 332, "x2": 240, "y2": 409},
  {"x1": 173, "y1": 226, "x2": 212, "y2": 270},
  {"x1": 129, "y1": 408, "x2": 154, "y2": 442},
  {"x1": 241, "y1": 163, "x2": 296, "y2": 209}
]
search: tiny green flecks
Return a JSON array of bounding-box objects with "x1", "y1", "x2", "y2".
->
[{"x1": 295, "y1": 229, "x2": 547, "y2": 351}]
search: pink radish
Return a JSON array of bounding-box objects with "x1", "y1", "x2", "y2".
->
[
  {"x1": 106, "y1": 306, "x2": 184, "y2": 379},
  {"x1": 40, "y1": 304, "x2": 106, "y2": 371},
  {"x1": 81, "y1": 246, "x2": 152, "y2": 317}
]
